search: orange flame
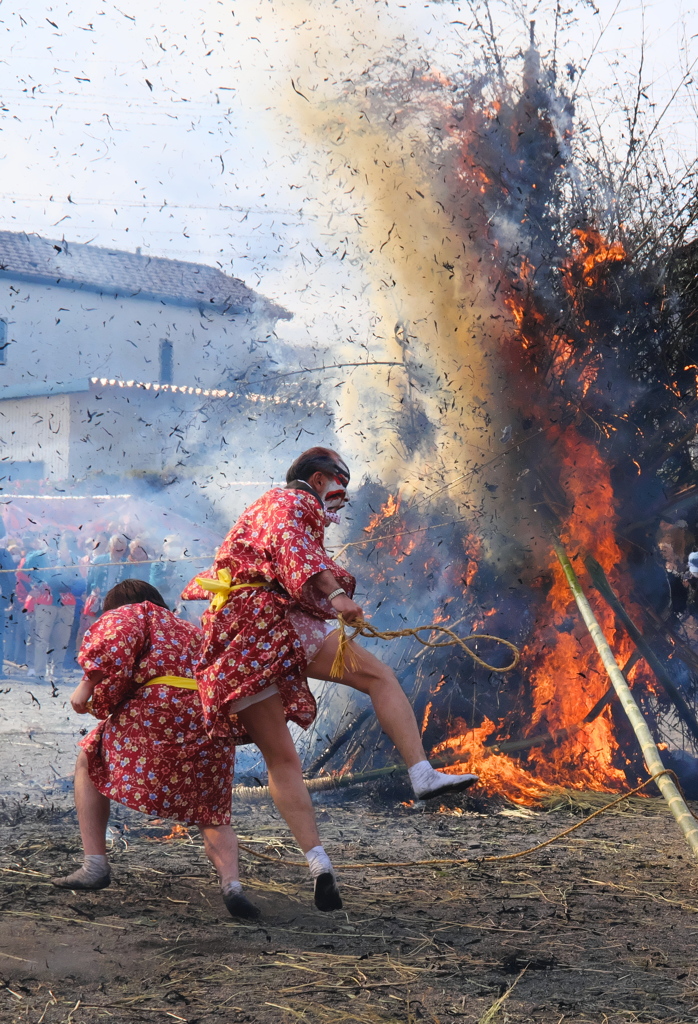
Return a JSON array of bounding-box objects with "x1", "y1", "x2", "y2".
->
[
  {"x1": 432, "y1": 718, "x2": 560, "y2": 805},
  {"x1": 159, "y1": 823, "x2": 190, "y2": 842},
  {"x1": 563, "y1": 228, "x2": 626, "y2": 292}
]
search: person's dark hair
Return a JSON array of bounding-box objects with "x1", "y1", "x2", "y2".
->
[
  {"x1": 286, "y1": 447, "x2": 349, "y2": 485},
  {"x1": 103, "y1": 579, "x2": 169, "y2": 612}
]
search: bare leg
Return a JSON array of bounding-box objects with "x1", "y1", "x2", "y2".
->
[
  {"x1": 199, "y1": 823, "x2": 259, "y2": 919},
  {"x1": 75, "y1": 750, "x2": 111, "y2": 855},
  {"x1": 308, "y1": 633, "x2": 479, "y2": 799},
  {"x1": 238, "y1": 695, "x2": 321, "y2": 854},
  {"x1": 52, "y1": 751, "x2": 111, "y2": 889},
  {"x1": 238, "y1": 694, "x2": 341, "y2": 911},
  {"x1": 199, "y1": 824, "x2": 239, "y2": 882},
  {"x1": 308, "y1": 634, "x2": 426, "y2": 767}
]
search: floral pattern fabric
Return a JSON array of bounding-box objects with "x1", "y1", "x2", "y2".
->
[
  {"x1": 78, "y1": 601, "x2": 235, "y2": 825},
  {"x1": 183, "y1": 487, "x2": 355, "y2": 741}
]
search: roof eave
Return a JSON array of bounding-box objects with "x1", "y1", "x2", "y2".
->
[{"x1": 0, "y1": 268, "x2": 288, "y2": 317}]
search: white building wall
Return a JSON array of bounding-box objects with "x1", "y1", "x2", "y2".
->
[
  {"x1": 68, "y1": 389, "x2": 177, "y2": 479},
  {"x1": 0, "y1": 279, "x2": 269, "y2": 393},
  {"x1": 0, "y1": 394, "x2": 72, "y2": 479},
  {"x1": 0, "y1": 388, "x2": 201, "y2": 483}
]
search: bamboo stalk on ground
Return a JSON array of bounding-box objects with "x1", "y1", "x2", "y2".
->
[
  {"x1": 232, "y1": 763, "x2": 411, "y2": 801},
  {"x1": 553, "y1": 538, "x2": 698, "y2": 859}
]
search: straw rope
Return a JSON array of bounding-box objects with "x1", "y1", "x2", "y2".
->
[
  {"x1": 237, "y1": 770, "x2": 695, "y2": 870},
  {"x1": 329, "y1": 615, "x2": 520, "y2": 678}
]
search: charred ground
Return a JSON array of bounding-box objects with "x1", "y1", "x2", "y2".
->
[{"x1": 0, "y1": 788, "x2": 697, "y2": 1024}]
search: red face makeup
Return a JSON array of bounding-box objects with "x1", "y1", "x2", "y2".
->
[{"x1": 324, "y1": 464, "x2": 350, "y2": 510}]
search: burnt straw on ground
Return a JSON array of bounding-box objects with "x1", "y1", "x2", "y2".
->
[{"x1": 0, "y1": 789, "x2": 697, "y2": 1024}]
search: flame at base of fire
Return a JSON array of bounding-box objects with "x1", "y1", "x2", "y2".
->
[{"x1": 432, "y1": 717, "x2": 566, "y2": 806}]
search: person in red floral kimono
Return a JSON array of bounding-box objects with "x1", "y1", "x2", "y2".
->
[
  {"x1": 184, "y1": 447, "x2": 480, "y2": 908},
  {"x1": 52, "y1": 579, "x2": 259, "y2": 921}
]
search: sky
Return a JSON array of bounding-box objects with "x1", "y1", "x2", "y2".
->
[{"x1": 0, "y1": 0, "x2": 696, "y2": 356}]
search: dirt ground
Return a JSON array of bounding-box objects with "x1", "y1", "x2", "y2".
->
[
  {"x1": 1, "y1": 786, "x2": 697, "y2": 1024},
  {"x1": 1, "y1": 671, "x2": 698, "y2": 1023}
]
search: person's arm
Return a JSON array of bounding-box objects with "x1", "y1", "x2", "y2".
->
[
  {"x1": 70, "y1": 671, "x2": 103, "y2": 714},
  {"x1": 78, "y1": 605, "x2": 149, "y2": 718},
  {"x1": 311, "y1": 569, "x2": 363, "y2": 625},
  {"x1": 268, "y1": 493, "x2": 358, "y2": 619}
]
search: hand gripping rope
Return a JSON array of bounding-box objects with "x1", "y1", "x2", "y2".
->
[{"x1": 329, "y1": 615, "x2": 521, "y2": 680}]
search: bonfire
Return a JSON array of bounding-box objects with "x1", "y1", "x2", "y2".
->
[{"x1": 298, "y1": 31, "x2": 698, "y2": 817}]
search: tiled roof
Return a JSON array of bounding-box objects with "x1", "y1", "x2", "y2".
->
[{"x1": 0, "y1": 231, "x2": 290, "y2": 317}]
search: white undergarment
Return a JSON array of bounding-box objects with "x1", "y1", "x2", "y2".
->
[
  {"x1": 228, "y1": 683, "x2": 280, "y2": 713},
  {"x1": 287, "y1": 610, "x2": 337, "y2": 664}
]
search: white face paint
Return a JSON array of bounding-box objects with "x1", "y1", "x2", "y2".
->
[{"x1": 320, "y1": 461, "x2": 350, "y2": 511}]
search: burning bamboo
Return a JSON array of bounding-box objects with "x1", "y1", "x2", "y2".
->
[
  {"x1": 553, "y1": 539, "x2": 698, "y2": 859},
  {"x1": 583, "y1": 552, "x2": 698, "y2": 744},
  {"x1": 486, "y1": 651, "x2": 643, "y2": 755}
]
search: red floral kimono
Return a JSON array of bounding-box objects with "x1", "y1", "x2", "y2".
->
[
  {"x1": 79, "y1": 601, "x2": 235, "y2": 825},
  {"x1": 183, "y1": 487, "x2": 355, "y2": 740}
]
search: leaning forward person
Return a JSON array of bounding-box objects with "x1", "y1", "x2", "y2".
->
[
  {"x1": 184, "y1": 447, "x2": 479, "y2": 890},
  {"x1": 51, "y1": 579, "x2": 259, "y2": 921}
]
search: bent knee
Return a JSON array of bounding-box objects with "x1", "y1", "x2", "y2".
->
[
  {"x1": 76, "y1": 750, "x2": 90, "y2": 772},
  {"x1": 357, "y1": 659, "x2": 399, "y2": 690}
]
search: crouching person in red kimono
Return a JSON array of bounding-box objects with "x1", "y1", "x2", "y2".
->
[{"x1": 52, "y1": 579, "x2": 259, "y2": 921}]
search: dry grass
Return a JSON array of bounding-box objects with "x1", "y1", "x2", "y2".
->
[{"x1": 1, "y1": 795, "x2": 697, "y2": 1023}]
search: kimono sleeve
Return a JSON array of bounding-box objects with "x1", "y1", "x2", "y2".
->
[
  {"x1": 269, "y1": 495, "x2": 332, "y2": 601},
  {"x1": 181, "y1": 571, "x2": 214, "y2": 601},
  {"x1": 78, "y1": 605, "x2": 149, "y2": 718}
]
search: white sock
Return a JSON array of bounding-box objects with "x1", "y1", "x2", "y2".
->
[
  {"x1": 305, "y1": 845, "x2": 334, "y2": 879},
  {"x1": 83, "y1": 854, "x2": 109, "y2": 877},
  {"x1": 408, "y1": 760, "x2": 440, "y2": 794},
  {"x1": 221, "y1": 878, "x2": 243, "y2": 896},
  {"x1": 64, "y1": 854, "x2": 109, "y2": 884},
  {"x1": 408, "y1": 760, "x2": 478, "y2": 797}
]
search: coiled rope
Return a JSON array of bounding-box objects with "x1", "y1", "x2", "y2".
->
[
  {"x1": 329, "y1": 616, "x2": 520, "y2": 679},
  {"x1": 238, "y1": 770, "x2": 696, "y2": 869}
]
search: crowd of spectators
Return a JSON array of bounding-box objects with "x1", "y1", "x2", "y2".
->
[{"x1": 0, "y1": 526, "x2": 211, "y2": 681}]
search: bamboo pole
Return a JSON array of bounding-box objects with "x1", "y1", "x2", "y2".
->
[
  {"x1": 553, "y1": 538, "x2": 698, "y2": 859},
  {"x1": 583, "y1": 552, "x2": 698, "y2": 743},
  {"x1": 234, "y1": 756, "x2": 469, "y2": 800}
]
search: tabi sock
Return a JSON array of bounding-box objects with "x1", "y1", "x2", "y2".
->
[
  {"x1": 408, "y1": 759, "x2": 479, "y2": 801},
  {"x1": 52, "y1": 853, "x2": 110, "y2": 890},
  {"x1": 305, "y1": 845, "x2": 334, "y2": 879}
]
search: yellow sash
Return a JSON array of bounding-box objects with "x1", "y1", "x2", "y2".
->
[
  {"x1": 195, "y1": 567, "x2": 265, "y2": 612},
  {"x1": 145, "y1": 675, "x2": 199, "y2": 691}
]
